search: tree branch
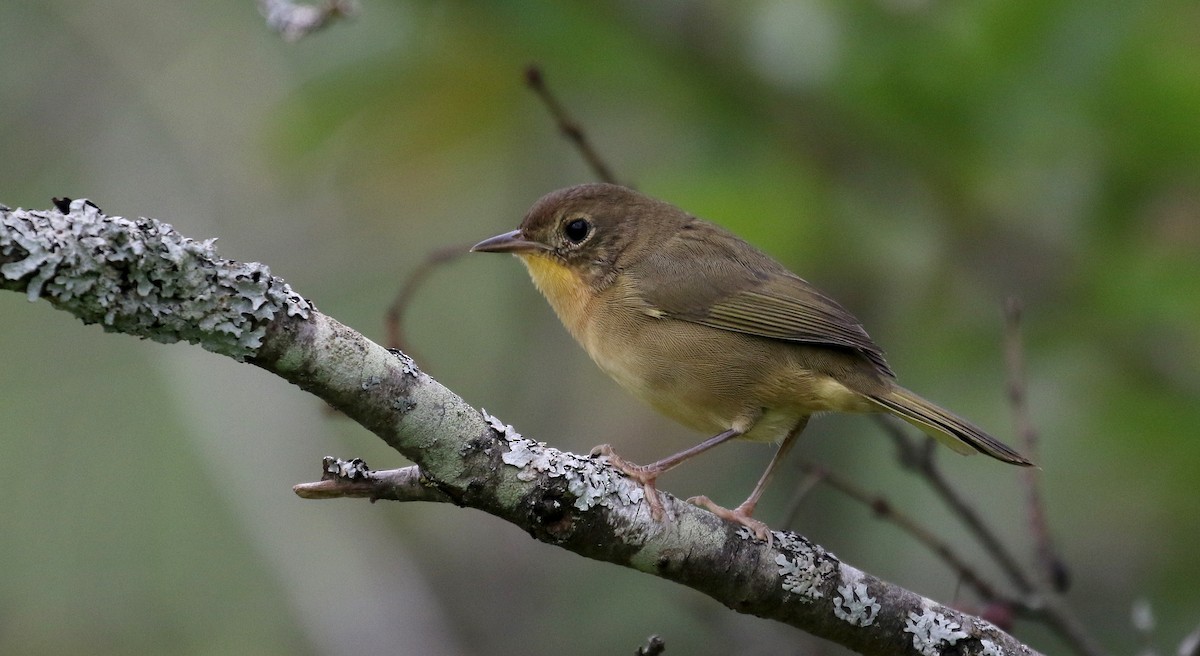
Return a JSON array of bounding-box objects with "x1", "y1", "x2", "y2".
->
[
  {"x1": 1, "y1": 200, "x2": 1040, "y2": 656},
  {"x1": 1003, "y1": 298, "x2": 1068, "y2": 593},
  {"x1": 880, "y1": 420, "x2": 1038, "y2": 596},
  {"x1": 293, "y1": 458, "x2": 453, "y2": 503},
  {"x1": 794, "y1": 460, "x2": 1015, "y2": 609},
  {"x1": 524, "y1": 64, "x2": 622, "y2": 186},
  {"x1": 877, "y1": 423, "x2": 1105, "y2": 656}
]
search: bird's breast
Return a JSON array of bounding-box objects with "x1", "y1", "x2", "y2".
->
[
  {"x1": 517, "y1": 253, "x2": 595, "y2": 343},
  {"x1": 516, "y1": 255, "x2": 877, "y2": 443}
]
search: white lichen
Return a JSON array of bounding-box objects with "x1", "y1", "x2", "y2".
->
[
  {"x1": 322, "y1": 456, "x2": 371, "y2": 480},
  {"x1": 979, "y1": 638, "x2": 1004, "y2": 656},
  {"x1": 393, "y1": 350, "x2": 420, "y2": 377},
  {"x1": 773, "y1": 532, "x2": 835, "y2": 601},
  {"x1": 483, "y1": 409, "x2": 522, "y2": 441},
  {"x1": 904, "y1": 607, "x2": 970, "y2": 656},
  {"x1": 487, "y1": 409, "x2": 644, "y2": 511},
  {"x1": 0, "y1": 200, "x2": 311, "y2": 360},
  {"x1": 833, "y1": 579, "x2": 881, "y2": 626},
  {"x1": 773, "y1": 530, "x2": 814, "y2": 552}
]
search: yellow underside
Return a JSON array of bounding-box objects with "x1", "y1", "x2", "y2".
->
[{"x1": 517, "y1": 253, "x2": 594, "y2": 341}]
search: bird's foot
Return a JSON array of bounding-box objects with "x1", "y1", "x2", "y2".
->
[
  {"x1": 590, "y1": 444, "x2": 666, "y2": 521},
  {"x1": 687, "y1": 495, "x2": 773, "y2": 546}
]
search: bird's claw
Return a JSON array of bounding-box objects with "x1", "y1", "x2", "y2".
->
[
  {"x1": 688, "y1": 495, "x2": 774, "y2": 546},
  {"x1": 591, "y1": 444, "x2": 665, "y2": 521}
]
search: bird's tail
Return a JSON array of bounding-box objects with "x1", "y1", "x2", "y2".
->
[{"x1": 868, "y1": 386, "x2": 1034, "y2": 466}]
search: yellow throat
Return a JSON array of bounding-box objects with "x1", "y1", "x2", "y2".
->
[{"x1": 517, "y1": 253, "x2": 593, "y2": 342}]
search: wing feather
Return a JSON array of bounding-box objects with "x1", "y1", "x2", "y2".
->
[{"x1": 628, "y1": 221, "x2": 894, "y2": 376}]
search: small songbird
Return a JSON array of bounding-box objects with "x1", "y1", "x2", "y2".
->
[{"x1": 473, "y1": 183, "x2": 1032, "y2": 540}]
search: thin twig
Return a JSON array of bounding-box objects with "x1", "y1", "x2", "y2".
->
[
  {"x1": 524, "y1": 64, "x2": 622, "y2": 185},
  {"x1": 384, "y1": 66, "x2": 622, "y2": 361},
  {"x1": 780, "y1": 470, "x2": 824, "y2": 530},
  {"x1": 1004, "y1": 297, "x2": 1069, "y2": 592},
  {"x1": 385, "y1": 241, "x2": 474, "y2": 358},
  {"x1": 878, "y1": 417, "x2": 1036, "y2": 593},
  {"x1": 293, "y1": 459, "x2": 452, "y2": 504},
  {"x1": 877, "y1": 418, "x2": 1107, "y2": 656},
  {"x1": 796, "y1": 460, "x2": 1013, "y2": 606}
]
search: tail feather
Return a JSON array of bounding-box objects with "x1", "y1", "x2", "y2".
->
[{"x1": 869, "y1": 387, "x2": 1034, "y2": 466}]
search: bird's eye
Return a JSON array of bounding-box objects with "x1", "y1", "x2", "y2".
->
[{"x1": 563, "y1": 217, "x2": 592, "y2": 244}]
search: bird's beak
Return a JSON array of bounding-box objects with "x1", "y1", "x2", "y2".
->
[{"x1": 470, "y1": 229, "x2": 550, "y2": 254}]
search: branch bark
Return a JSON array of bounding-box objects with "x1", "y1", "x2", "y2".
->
[{"x1": 1, "y1": 200, "x2": 1040, "y2": 656}]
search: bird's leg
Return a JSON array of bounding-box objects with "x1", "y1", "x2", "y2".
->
[
  {"x1": 689, "y1": 418, "x2": 809, "y2": 545},
  {"x1": 591, "y1": 427, "x2": 743, "y2": 521}
]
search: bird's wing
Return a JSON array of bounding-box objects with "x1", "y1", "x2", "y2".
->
[{"x1": 629, "y1": 224, "x2": 894, "y2": 376}]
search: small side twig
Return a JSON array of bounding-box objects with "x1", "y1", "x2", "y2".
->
[
  {"x1": 779, "y1": 469, "x2": 823, "y2": 530},
  {"x1": 293, "y1": 458, "x2": 452, "y2": 504},
  {"x1": 795, "y1": 460, "x2": 1012, "y2": 607},
  {"x1": 385, "y1": 241, "x2": 474, "y2": 357},
  {"x1": 383, "y1": 65, "x2": 622, "y2": 362},
  {"x1": 524, "y1": 64, "x2": 622, "y2": 186},
  {"x1": 878, "y1": 418, "x2": 1036, "y2": 594},
  {"x1": 1004, "y1": 297, "x2": 1069, "y2": 592},
  {"x1": 876, "y1": 421, "x2": 1107, "y2": 656}
]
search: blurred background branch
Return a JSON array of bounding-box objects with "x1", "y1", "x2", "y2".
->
[{"x1": 259, "y1": 0, "x2": 357, "y2": 42}]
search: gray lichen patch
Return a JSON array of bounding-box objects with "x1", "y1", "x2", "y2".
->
[
  {"x1": 1, "y1": 199, "x2": 311, "y2": 360},
  {"x1": 833, "y1": 580, "x2": 880, "y2": 627},
  {"x1": 771, "y1": 531, "x2": 836, "y2": 601},
  {"x1": 390, "y1": 349, "x2": 420, "y2": 377},
  {"x1": 904, "y1": 607, "x2": 970, "y2": 656},
  {"x1": 322, "y1": 456, "x2": 372, "y2": 481},
  {"x1": 485, "y1": 409, "x2": 644, "y2": 512}
]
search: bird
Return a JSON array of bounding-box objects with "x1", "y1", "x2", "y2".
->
[{"x1": 472, "y1": 183, "x2": 1032, "y2": 541}]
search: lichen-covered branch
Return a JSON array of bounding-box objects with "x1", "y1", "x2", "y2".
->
[
  {"x1": 0, "y1": 199, "x2": 312, "y2": 356},
  {"x1": 0, "y1": 201, "x2": 1040, "y2": 656}
]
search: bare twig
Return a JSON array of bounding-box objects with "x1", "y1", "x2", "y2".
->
[
  {"x1": 876, "y1": 419, "x2": 1106, "y2": 656},
  {"x1": 1004, "y1": 298, "x2": 1069, "y2": 592},
  {"x1": 878, "y1": 418, "x2": 1036, "y2": 594},
  {"x1": 780, "y1": 469, "x2": 823, "y2": 530},
  {"x1": 385, "y1": 241, "x2": 474, "y2": 357},
  {"x1": 524, "y1": 64, "x2": 622, "y2": 186},
  {"x1": 293, "y1": 458, "x2": 453, "y2": 504},
  {"x1": 795, "y1": 460, "x2": 1012, "y2": 607},
  {"x1": 384, "y1": 66, "x2": 623, "y2": 360}
]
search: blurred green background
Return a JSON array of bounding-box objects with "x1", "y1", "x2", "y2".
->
[{"x1": 2, "y1": 2, "x2": 1198, "y2": 654}]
